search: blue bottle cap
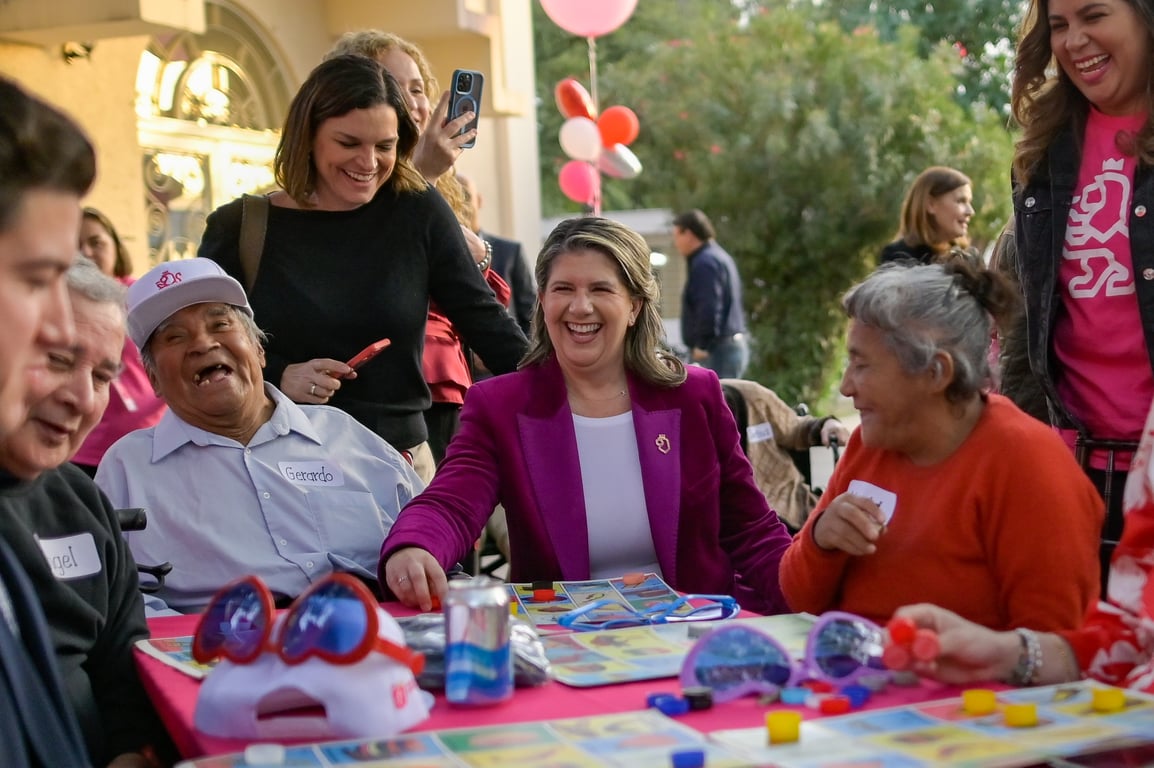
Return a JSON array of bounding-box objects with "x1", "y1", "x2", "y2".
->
[
  {"x1": 647, "y1": 692, "x2": 676, "y2": 709},
  {"x1": 671, "y1": 748, "x2": 706, "y2": 768},
  {"x1": 840, "y1": 683, "x2": 871, "y2": 708},
  {"x1": 780, "y1": 686, "x2": 810, "y2": 705},
  {"x1": 656, "y1": 695, "x2": 690, "y2": 716}
]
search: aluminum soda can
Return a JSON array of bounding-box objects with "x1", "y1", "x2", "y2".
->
[{"x1": 444, "y1": 576, "x2": 513, "y2": 705}]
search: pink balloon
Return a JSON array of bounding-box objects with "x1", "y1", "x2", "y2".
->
[
  {"x1": 540, "y1": 0, "x2": 638, "y2": 37},
  {"x1": 558, "y1": 160, "x2": 600, "y2": 204}
]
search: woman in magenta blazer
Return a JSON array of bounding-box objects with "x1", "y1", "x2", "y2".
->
[{"x1": 380, "y1": 217, "x2": 791, "y2": 615}]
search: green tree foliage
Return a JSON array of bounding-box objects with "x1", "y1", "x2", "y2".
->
[
  {"x1": 534, "y1": 3, "x2": 1014, "y2": 403},
  {"x1": 808, "y1": 0, "x2": 1024, "y2": 112}
]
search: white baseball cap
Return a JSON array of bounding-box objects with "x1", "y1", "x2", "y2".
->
[{"x1": 127, "y1": 258, "x2": 252, "y2": 349}]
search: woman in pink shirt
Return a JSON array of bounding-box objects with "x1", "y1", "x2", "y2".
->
[
  {"x1": 71, "y1": 208, "x2": 165, "y2": 475},
  {"x1": 999, "y1": 0, "x2": 1154, "y2": 592}
]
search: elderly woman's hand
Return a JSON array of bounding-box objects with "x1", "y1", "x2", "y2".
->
[
  {"x1": 812, "y1": 492, "x2": 886, "y2": 555},
  {"x1": 281, "y1": 359, "x2": 354, "y2": 404},
  {"x1": 384, "y1": 547, "x2": 448, "y2": 612},
  {"x1": 412, "y1": 92, "x2": 476, "y2": 183}
]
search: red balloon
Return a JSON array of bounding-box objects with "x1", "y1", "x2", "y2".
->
[
  {"x1": 555, "y1": 78, "x2": 597, "y2": 120},
  {"x1": 597, "y1": 106, "x2": 640, "y2": 147}
]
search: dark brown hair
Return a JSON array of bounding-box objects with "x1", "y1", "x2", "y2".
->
[
  {"x1": 1011, "y1": 0, "x2": 1154, "y2": 183},
  {"x1": 274, "y1": 55, "x2": 424, "y2": 205},
  {"x1": 82, "y1": 207, "x2": 133, "y2": 278},
  {"x1": 0, "y1": 77, "x2": 95, "y2": 230}
]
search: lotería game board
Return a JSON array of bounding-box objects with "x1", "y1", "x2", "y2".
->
[
  {"x1": 506, "y1": 572, "x2": 687, "y2": 632},
  {"x1": 542, "y1": 613, "x2": 815, "y2": 687},
  {"x1": 710, "y1": 681, "x2": 1154, "y2": 767},
  {"x1": 175, "y1": 710, "x2": 753, "y2": 767}
]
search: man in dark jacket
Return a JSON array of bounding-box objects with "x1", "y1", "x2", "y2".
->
[
  {"x1": 457, "y1": 173, "x2": 534, "y2": 335},
  {"x1": 0, "y1": 74, "x2": 99, "y2": 768},
  {"x1": 673, "y1": 209, "x2": 750, "y2": 378},
  {"x1": 0, "y1": 258, "x2": 173, "y2": 766}
]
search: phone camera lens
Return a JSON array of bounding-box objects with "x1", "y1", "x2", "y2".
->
[{"x1": 457, "y1": 73, "x2": 473, "y2": 91}]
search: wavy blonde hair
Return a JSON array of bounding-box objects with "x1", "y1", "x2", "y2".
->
[{"x1": 522, "y1": 217, "x2": 686, "y2": 387}]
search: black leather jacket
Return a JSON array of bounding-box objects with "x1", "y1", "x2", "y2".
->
[{"x1": 1005, "y1": 124, "x2": 1154, "y2": 433}]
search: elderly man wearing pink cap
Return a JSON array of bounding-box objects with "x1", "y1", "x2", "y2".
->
[{"x1": 95, "y1": 258, "x2": 423, "y2": 615}]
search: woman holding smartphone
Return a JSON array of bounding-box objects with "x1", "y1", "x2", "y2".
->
[
  {"x1": 199, "y1": 55, "x2": 526, "y2": 479},
  {"x1": 328, "y1": 31, "x2": 510, "y2": 467}
]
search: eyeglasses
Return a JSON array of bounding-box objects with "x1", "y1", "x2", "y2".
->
[
  {"x1": 193, "y1": 574, "x2": 425, "y2": 675},
  {"x1": 679, "y1": 611, "x2": 886, "y2": 702},
  {"x1": 555, "y1": 594, "x2": 740, "y2": 632}
]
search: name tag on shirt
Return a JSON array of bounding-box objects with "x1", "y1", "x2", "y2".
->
[
  {"x1": 38, "y1": 533, "x2": 101, "y2": 580},
  {"x1": 747, "y1": 422, "x2": 775, "y2": 444},
  {"x1": 278, "y1": 461, "x2": 345, "y2": 487},
  {"x1": 847, "y1": 479, "x2": 897, "y2": 525}
]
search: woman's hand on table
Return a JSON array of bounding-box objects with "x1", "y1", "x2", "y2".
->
[
  {"x1": 281, "y1": 359, "x2": 354, "y2": 403},
  {"x1": 385, "y1": 547, "x2": 448, "y2": 612},
  {"x1": 813, "y1": 492, "x2": 886, "y2": 555},
  {"x1": 893, "y1": 603, "x2": 1020, "y2": 685}
]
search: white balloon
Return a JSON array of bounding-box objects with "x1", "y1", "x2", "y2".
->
[
  {"x1": 598, "y1": 143, "x2": 642, "y2": 179},
  {"x1": 559, "y1": 117, "x2": 602, "y2": 162}
]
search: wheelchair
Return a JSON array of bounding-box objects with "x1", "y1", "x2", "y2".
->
[{"x1": 115, "y1": 508, "x2": 172, "y2": 595}]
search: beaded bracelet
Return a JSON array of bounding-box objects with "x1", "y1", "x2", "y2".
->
[
  {"x1": 477, "y1": 240, "x2": 493, "y2": 272},
  {"x1": 1009, "y1": 627, "x2": 1043, "y2": 686}
]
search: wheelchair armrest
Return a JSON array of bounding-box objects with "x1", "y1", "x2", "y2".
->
[
  {"x1": 115, "y1": 508, "x2": 147, "y2": 532},
  {"x1": 136, "y1": 562, "x2": 173, "y2": 595}
]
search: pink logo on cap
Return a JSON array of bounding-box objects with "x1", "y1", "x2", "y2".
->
[{"x1": 155, "y1": 270, "x2": 183, "y2": 290}]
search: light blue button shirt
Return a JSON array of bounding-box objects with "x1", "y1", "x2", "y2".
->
[{"x1": 95, "y1": 385, "x2": 423, "y2": 614}]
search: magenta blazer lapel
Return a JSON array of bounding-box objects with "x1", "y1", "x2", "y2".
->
[
  {"x1": 631, "y1": 399, "x2": 682, "y2": 579},
  {"x1": 516, "y1": 363, "x2": 684, "y2": 582},
  {"x1": 519, "y1": 406, "x2": 590, "y2": 580}
]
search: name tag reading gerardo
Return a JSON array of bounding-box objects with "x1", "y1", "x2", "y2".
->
[
  {"x1": 278, "y1": 461, "x2": 345, "y2": 487},
  {"x1": 38, "y1": 533, "x2": 102, "y2": 580}
]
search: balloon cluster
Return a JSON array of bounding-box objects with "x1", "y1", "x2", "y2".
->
[
  {"x1": 540, "y1": 0, "x2": 642, "y2": 207},
  {"x1": 555, "y1": 79, "x2": 642, "y2": 204}
]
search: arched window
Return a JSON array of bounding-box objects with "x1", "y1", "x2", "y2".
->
[{"x1": 136, "y1": 1, "x2": 291, "y2": 265}]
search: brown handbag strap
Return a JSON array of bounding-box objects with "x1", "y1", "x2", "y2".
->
[{"x1": 238, "y1": 193, "x2": 269, "y2": 293}]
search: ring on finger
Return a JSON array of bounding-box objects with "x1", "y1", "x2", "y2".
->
[{"x1": 309, "y1": 383, "x2": 317, "y2": 396}]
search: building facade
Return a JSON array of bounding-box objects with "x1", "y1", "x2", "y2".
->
[{"x1": 0, "y1": 0, "x2": 541, "y2": 271}]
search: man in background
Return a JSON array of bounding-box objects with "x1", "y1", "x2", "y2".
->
[
  {"x1": 674, "y1": 209, "x2": 750, "y2": 379},
  {"x1": 457, "y1": 173, "x2": 534, "y2": 335}
]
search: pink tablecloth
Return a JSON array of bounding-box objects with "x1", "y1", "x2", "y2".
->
[{"x1": 139, "y1": 610, "x2": 971, "y2": 759}]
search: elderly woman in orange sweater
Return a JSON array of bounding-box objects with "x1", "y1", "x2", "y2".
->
[{"x1": 779, "y1": 259, "x2": 1102, "y2": 631}]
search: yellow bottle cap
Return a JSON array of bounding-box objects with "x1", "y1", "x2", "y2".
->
[
  {"x1": 765, "y1": 710, "x2": 803, "y2": 744},
  {"x1": 1004, "y1": 702, "x2": 1038, "y2": 728},
  {"x1": 961, "y1": 688, "x2": 998, "y2": 716},
  {"x1": 1091, "y1": 687, "x2": 1126, "y2": 713}
]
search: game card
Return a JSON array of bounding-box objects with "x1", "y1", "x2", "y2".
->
[{"x1": 848, "y1": 480, "x2": 897, "y2": 525}]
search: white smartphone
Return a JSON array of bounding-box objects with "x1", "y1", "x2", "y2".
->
[{"x1": 446, "y1": 69, "x2": 484, "y2": 149}]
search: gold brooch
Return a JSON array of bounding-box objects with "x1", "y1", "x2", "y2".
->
[{"x1": 655, "y1": 434, "x2": 670, "y2": 454}]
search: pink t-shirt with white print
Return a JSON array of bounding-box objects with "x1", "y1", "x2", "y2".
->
[{"x1": 1054, "y1": 108, "x2": 1151, "y2": 468}]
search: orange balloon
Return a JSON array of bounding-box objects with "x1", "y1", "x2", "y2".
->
[
  {"x1": 555, "y1": 78, "x2": 597, "y2": 120},
  {"x1": 597, "y1": 105, "x2": 639, "y2": 147}
]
